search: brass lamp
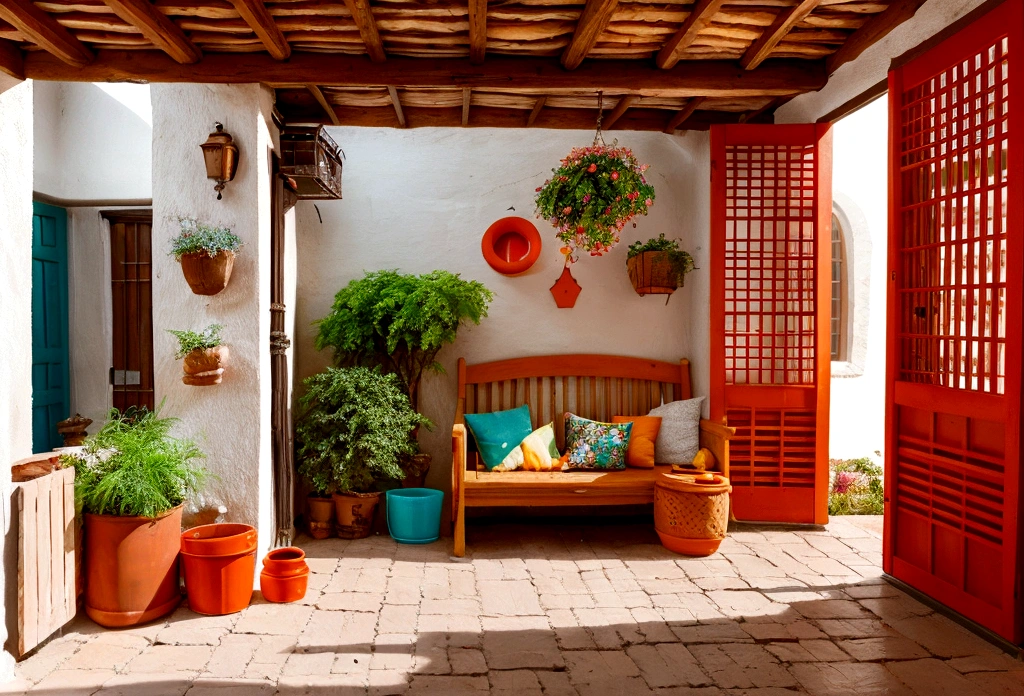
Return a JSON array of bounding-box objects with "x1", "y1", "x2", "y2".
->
[{"x1": 200, "y1": 122, "x2": 239, "y2": 200}]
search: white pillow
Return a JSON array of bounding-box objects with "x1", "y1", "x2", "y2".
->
[{"x1": 648, "y1": 397, "x2": 704, "y2": 464}]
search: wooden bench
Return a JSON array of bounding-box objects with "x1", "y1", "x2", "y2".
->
[{"x1": 451, "y1": 354, "x2": 734, "y2": 557}]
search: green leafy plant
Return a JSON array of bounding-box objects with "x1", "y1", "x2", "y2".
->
[
  {"x1": 627, "y1": 234, "x2": 697, "y2": 285},
  {"x1": 314, "y1": 270, "x2": 493, "y2": 410},
  {"x1": 170, "y1": 217, "x2": 242, "y2": 259},
  {"x1": 828, "y1": 457, "x2": 884, "y2": 516},
  {"x1": 535, "y1": 144, "x2": 656, "y2": 261},
  {"x1": 296, "y1": 366, "x2": 431, "y2": 495},
  {"x1": 167, "y1": 324, "x2": 224, "y2": 359},
  {"x1": 63, "y1": 406, "x2": 207, "y2": 518}
]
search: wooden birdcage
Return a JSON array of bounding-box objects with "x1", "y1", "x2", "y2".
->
[{"x1": 279, "y1": 126, "x2": 343, "y2": 200}]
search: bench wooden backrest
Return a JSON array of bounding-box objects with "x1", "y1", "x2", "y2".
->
[{"x1": 457, "y1": 354, "x2": 693, "y2": 450}]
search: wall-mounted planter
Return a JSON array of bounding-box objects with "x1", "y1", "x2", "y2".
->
[
  {"x1": 550, "y1": 265, "x2": 582, "y2": 308},
  {"x1": 482, "y1": 217, "x2": 542, "y2": 276},
  {"x1": 627, "y1": 251, "x2": 682, "y2": 297},
  {"x1": 183, "y1": 346, "x2": 229, "y2": 386},
  {"x1": 180, "y1": 250, "x2": 235, "y2": 296}
]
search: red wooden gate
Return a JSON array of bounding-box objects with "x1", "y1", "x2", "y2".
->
[
  {"x1": 710, "y1": 124, "x2": 832, "y2": 524},
  {"x1": 886, "y1": 0, "x2": 1022, "y2": 643}
]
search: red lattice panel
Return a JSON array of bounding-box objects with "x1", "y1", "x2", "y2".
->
[
  {"x1": 896, "y1": 36, "x2": 1009, "y2": 394},
  {"x1": 724, "y1": 144, "x2": 818, "y2": 386}
]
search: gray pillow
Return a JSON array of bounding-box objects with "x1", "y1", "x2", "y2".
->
[{"x1": 649, "y1": 397, "x2": 704, "y2": 464}]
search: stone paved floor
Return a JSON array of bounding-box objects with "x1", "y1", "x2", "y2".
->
[{"x1": 5, "y1": 516, "x2": 1023, "y2": 695}]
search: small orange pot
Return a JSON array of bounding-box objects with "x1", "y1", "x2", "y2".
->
[
  {"x1": 182, "y1": 346, "x2": 229, "y2": 386},
  {"x1": 180, "y1": 523, "x2": 256, "y2": 615},
  {"x1": 260, "y1": 547, "x2": 309, "y2": 603},
  {"x1": 654, "y1": 472, "x2": 732, "y2": 557},
  {"x1": 179, "y1": 250, "x2": 235, "y2": 296},
  {"x1": 332, "y1": 491, "x2": 380, "y2": 539},
  {"x1": 261, "y1": 547, "x2": 307, "y2": 577},
  {"x1": 307, "y1": 495, "x2": 333, "y2": 539}
]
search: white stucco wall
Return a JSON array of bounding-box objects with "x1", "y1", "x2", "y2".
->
[
  {"x1": 292, "y1": 127, "x2": 711, "y2": 500},
  {"x1": 151, "y1": 84, "x2": 276, "y2": 559},
  {"x1": 33, "y1": 82, "x2": 152, "y2": 202},
  {"x1": 0, "y1": 75, "x2": 32, "y2": 680}
]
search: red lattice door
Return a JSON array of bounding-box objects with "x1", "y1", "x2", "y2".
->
[
  {"x1": 710, "y1": 124, "x2": 832, "y2": 524},
  {"x1": 886, "y1": 0, "x2": 1022, "y2": 643}
]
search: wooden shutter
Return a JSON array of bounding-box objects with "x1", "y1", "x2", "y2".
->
[
  {"x1": 710, "y1": 124, "x2": 832, "y2": 524},
  {"x1": 886, "y1": 0, "x2": 1022, "y2": 643}
]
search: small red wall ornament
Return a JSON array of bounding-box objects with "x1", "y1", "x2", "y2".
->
[
  {"x1": 550, "y1": 265, "x2": 582, "y2": 308},
  {"x1": 481, "y1": 217, "x2": 542, "y2": 276}
]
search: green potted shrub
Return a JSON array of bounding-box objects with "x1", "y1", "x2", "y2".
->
[
  {"x1": 626, "y1": 234, "x2": 696, "y2": 298},
  {"x1": 314, "y1": 270, "x2": 493, "y2": 485},
  {"x1": 168, "y1": 324, "x2": 228, "y2": 386},
  {"x1": 296, "y1": 366, "x2": 430, "y2": 539},
  {"x1": 63, "y1": 407, "x2": 207, "y2": 627},
  {"x1": 170, "y1": 217, "x2": 242, "y2": 296}
]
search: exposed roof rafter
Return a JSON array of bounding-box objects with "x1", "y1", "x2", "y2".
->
[
  {"x1": 662, "y1": 97, "x2": 705, "y2": 134},
  {"x1": 527, "y1": 96, "x2": 547, "y2": 127},
  {"x1": 827, "y1": 0, "x2": 929, "y2": 74},
  {"x1": 306, "y1": 84, "x2": 339, "y2": 126},
  {"x1": 739, "y1": 97, "x2": 782, "y2": 123},
  {"x1": 102, "y1": 0, "x2": 201, "y2": 64},
  {"x1": 741, "y1": 0, "x2": 822, "y2": 71},
  {"x1": 227, "y1": 0, "x2": 290, "y2": 61},
  {"x1": 387, "y1": 85, "x2": 406, "y2": 127},
  {"x1": 0, "y1": 38, "x2": 25, "y2": 79},
  {"x1": 343, "y1": 0, "x2": 386, "y2": 63},
  {"x1": 462, "y1": 87, "x2": 471, "y2": 126},
  {"x1": 656, "y1": 0, "x2": 726, "y2": 70},
  {"x1": 0, "y1": 0, "x2": 93, "y2": 68},
  {"x1": 562, "y1": 0, "x2": 620, "y2": 70},
  {"x1": 603, "y1": 95, "x2": 638, "y2": 130},
  {"x1": 468, "y1": 0, "x2": 487, "y2": 65}
]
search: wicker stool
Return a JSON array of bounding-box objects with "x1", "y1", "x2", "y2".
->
[{"x1": 654, "y1": 472, "x2": 731, "y2": 557}]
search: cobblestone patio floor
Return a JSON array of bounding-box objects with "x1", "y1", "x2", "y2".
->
[{"x1": 4, "y1": 515, "x2": 1023, "y2": 695}]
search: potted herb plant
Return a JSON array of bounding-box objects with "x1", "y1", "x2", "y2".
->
[
  {"x1": 168, "y1": 324, "x2": 229, "y2": 386},
  {"x1": 296, "y1": 366, "x2": 430, "y2": 539},
  {"x1": 64, "y1": 406, "x2": 206, "y2": 627},
  {"x1": 170, "y1": 217, "x2": 242, "y2": 295},
  {"x1": 626, "y1": 234, "x2": 696, "y2": 297},
  {"x1": 313, "y1": 270, "x2": 493, "y2": 485}
]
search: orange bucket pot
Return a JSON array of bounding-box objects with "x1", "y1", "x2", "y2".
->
[
  {"x1": 654, "y1": 473, "x2": 732, "y2": 557},
  {"x1": 181, "y1": 523, "x2": 257, "y2": 615}
]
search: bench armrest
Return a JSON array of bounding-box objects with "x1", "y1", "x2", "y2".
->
[
  {"x1": 699, "y1": 418, "x2": 735, "y2": 480},
  {"x1": 452, "y1": 419, "x2": 468, "y2": 557}
]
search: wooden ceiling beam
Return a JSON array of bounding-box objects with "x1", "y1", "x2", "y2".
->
[
  {"x1": 25, "y1": 51, "x2": 827, "y2": 96},
  {"x1": 387, "y1": 85, "x2": 406, "y2": 127},
  {"x1": 227, "y1": 0, "x2": 290, "y2": 61},
  {"x1": 102, "y1": 0, "x2": 200, "y2": 64},
  {"x1": 0, "y1": 39, "x2": 25, "y2": 79},
  {"x1": 468, "y1": 0, "x2": 486, "y2": 65},
  {"x1": 603, "y1": 95, "x2": 638, "y2": 130},
  {"x1": 656, "y1": 0, "x2": 726, "y2": 70},
  {"x1": 343, "y1": 0, "x2": 386, "y2": 62},
  {"x1": 738, "y1": 97, "x2": 782, "y2": 123},
  {"x1": 741, "y1": 0, "x2": 822, "y2": 71},
  {"x1": 462, "y1": 87, "x2": 471, "y2": 126},
  {"x1": 527, "y1": 96, "x2": 546, "y2": 127},
  {"x1": 306, "y1": 84, "x2": 339, "y2": 125},
  {"x1": 826, "y1": 0, "x2": 928, "y2": 74},
  {"x1": 662, "y1": 96, "x2": 705, "y2": 133},
  {"x1": 562, "y1": 0, "x2": 619, "y2": 70},
  {"x1": 0, "y1": 0, "x2": 93, "y2": 67}
]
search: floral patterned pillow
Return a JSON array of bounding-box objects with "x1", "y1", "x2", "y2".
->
[{"x1": 562, "y1": 414, "x2": 632, "y2": 471}]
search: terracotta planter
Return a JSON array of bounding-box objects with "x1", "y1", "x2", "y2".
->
[
  {"x1": 179, "y1": 250, "x2": 235, "y2": 296},
  {"x1": 182, "y1": 346, "x2": 229, "y2": 386},
  {"x1": 180, "y1": 523, "x2": 257, "y2": 616},
  {"x1": 84, "y1": 505, "x2": 183, "y2": 628},
  {"x1": 260, "y1": 547, "x2": 309, "y2": 603},
  {"x1": 627, "y1": 251, "x2": 682, "y2": 297},
  {"x1": 332, "y1": 491, "x2": 381, "y2": 539},
  {"x1": 307, "y1": 495, "x2": 334, "y2": 539},
  {"x1": 654, "y1": 472, "x2": 732, "y2": 557}
]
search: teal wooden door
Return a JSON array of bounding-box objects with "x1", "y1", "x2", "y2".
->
[{"x1": 32, "y1": 202, "x2": 70, "y2": 453}]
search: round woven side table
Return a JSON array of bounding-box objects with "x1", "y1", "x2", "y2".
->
[{"x1": 654, "y1": 472, "x2": 732, "y2": 557}]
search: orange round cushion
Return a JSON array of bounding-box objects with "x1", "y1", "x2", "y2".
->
[
  {"x1": 612, "y1": 415, "x2": 662, "y2": 468},
  {"x1": 481, "y1": 217, "x2": 542, "y2": 275}
]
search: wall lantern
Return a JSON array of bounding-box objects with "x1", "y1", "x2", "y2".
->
[
  {"x1": 280, "y1": 126, "x2": 344, "y2": 199},
  {"x1": 200, "y1": 122, "x2": 239, "y2": 200}
]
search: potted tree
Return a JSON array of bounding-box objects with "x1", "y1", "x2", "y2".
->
[
  {"x1": 296, "y1": 366, "x2": 430, "y2": 539},
  {"x1": 64, "y1": 406, "x2": 206, "y2": 627},
  {"x1": 168, "y1": 324, "x2": 229, "y2": 385},
  {"x1": 313, "y1": 270, "x2": 493, "y2": 485},
  {"x1": 170, "y1": 217, "x2": 242, "y2": 296},
  {"x1": 626, "y1": 234, "x2": 696, "y2": 297}
]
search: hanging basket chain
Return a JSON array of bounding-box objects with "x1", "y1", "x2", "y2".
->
[{"x1": 593, "y1": 91, "x2": 606, "y2": 148}]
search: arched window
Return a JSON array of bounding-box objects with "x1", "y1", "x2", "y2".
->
[{"x1": 830, "y1": 213, "x2": 846, "y2": 361}]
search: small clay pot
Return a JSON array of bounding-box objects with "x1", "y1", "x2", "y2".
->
[
  {"x1": 332, "y1": 491, "x2": 381, "y2": 540},
  {"x1": 402, "y1": 453, "x2": 432, "y2": 488},
  {"x1": 182, "y1": 346, "x2": 229, "y2": 386},
  {"x1": 180, "y1": 250, "x2": 235, "y2": 296},
  {"x1": 260, "y1": 547, "x2": 309, "y2": 603},
  {"x1": 307, "y1": 495, "x2": 333, "y2": 539}
]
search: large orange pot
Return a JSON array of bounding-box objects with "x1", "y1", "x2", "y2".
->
[
  {"x1": 84, "y1": 506, "x2": 183, "y2": 628},
  {"x1": 179, "y1": 250, "x2": 235, "y2": 296},
  {"x1": 332, "y1": 491, "x2": 380, "y2": 539},
  {"x1": 654, "y1": 473, "x2": 732, "y2": 557},
  {"x1": 180, "y1": 523, "x2": 257, "y2": 615}
]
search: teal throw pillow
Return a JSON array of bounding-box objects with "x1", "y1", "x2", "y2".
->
[
  {"x1": 464, "y1": 404, "x2": 534, "y2": 471},
  {"x1": 563, "y1": 413, "x2": 632, "y2": 471}
]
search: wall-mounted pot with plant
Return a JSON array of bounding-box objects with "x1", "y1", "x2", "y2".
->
[
  {"x1": 169, "y1": 324, "x2": 229, "y2": 386},
  {"x1": 296, "y1": 366, "x2": 430, "y2": 539},
  {"x1": 314, "y1": 270, "x2": 493, "y2": 486},
  {"x1": 171, "y1": 217, "x2": 242, "y2": 296},
  {"x1": 626, "y1": 234, "x2": 696, "y2": 298},
  {"x1": 62, "y1": 406, "x2": 207, "y2": 627}
]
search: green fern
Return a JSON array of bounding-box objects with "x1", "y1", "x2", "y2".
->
[{"x1": 167, "y1": 324, "x2": 223, "y2": 359}]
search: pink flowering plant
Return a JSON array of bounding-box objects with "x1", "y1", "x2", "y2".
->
[{"x1": 535, "y1": 145, "x2": 655, "y2": 261}]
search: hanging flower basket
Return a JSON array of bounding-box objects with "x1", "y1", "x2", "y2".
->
[
  {"x1": 535, "y1": 95, "x2": 655, "y2": 261},
  {"x1": 626, "y1": 235, "x2": 696, "y2": 297}
]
